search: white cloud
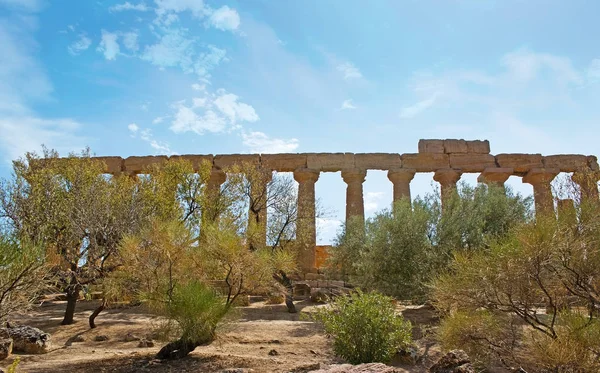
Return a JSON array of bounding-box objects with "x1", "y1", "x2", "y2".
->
[
  {"x1": 364, "y1": 191, "x2": 384, "y2": 213},
  {"x1": 191, "y1": 83, "x2": 205, "y2": 91},
  {"x1": 141, "y1": 29, "x2": 227, "y2": 79},
  {"x1": 0, "y1": 14, "x2": 85, "y2": 162},
  {"x1": 588, "y1": 59, "x2": 600, "y2": 81},
  {"x1": 501, "y1": 48, "x2": 582, "y2": 84},
  {"x1": 207, "y1": 6, "x2": 240, "y2": 31},
  {"x1": 316, "y1": 218, "x2": 343, "y2": 245},
  {"x1": 399, "y1": 93, "x2": 439, "y2": 119},
  {"x1": 122, "y1": 31, "x2": 139, "y2": 52},
  {"x1": 170, "y1": 104, "x2": 227, "y2": 134},
  {"x1": 154, "y1": 0, "x2": 208, "y2": 25},
  {"x1": 242, "y1": 131, "x2": 299, "y2": 153},
  {"x1": 340, "y1": 99, "x2": 356, "y2": 110},
  {"x1": 337, "y1": 62, "x2": 362, "y2": 80},
  {"x1": 152, "y1": 116, "x2": 166, "y2": 124},
  {"x1": 0, "y1": 0, "x2": 43, "y2": 12},
  {"x1": 0, "y1": 116, "x2": 85, "y2": 161},
  {"x1": 128, "y1": 123, "x2": 139, "y2": 133},
  {"x1": 68, "y1": 33, "x2": 92, "y2": 55},
  {"x1": 138, "y1": 128, "x2": 174, "y2": 154},
  {"x1": 97, "y1": 30, "x2": 120, "y2": 60},
  {"x1": 213, "y1": 92, "x2": 259, "y2": 123},
  {"x1": 167, "y1": 89, "x2": 257, "y2": 135},
  {"x1": 109, "y1": 2, "x2": 149, "y2": 12}
]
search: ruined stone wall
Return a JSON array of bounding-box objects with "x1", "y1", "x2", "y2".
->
[{"x1": 87, "y1": 139, "x2": 599, "y2": 271}]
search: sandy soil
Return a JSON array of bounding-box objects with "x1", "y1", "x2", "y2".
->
[{"x1": 1, "y1": 298, "x2": 441, "y2": 373}]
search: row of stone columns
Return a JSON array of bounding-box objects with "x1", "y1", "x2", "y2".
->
[{"x1": 205, "y1": 166, "x2": 599, "y2": 270}]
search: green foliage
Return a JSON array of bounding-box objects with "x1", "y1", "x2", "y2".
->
[
  {"x1": 329, "y1": 184, "x2": 532, "y2": 301},
  {"x1": 6, "y1": 356, "x2": 20, "y2": 373},
  {"x1": 433, "y1": 183, "x2": 600, "y2": 372},
  {"x1": 0, "y1": 236, "x2": 47, "y2": 323},
  {"x1": 164, "y1": 281, "x2": 229, "y2": 344},
  {"x1": 311, "y1": 290, "x2": 412, "y2": 364}
]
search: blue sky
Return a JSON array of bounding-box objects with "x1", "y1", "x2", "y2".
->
[{"x1": 1, "y1": 0, "x2": 599, "y2": 243}]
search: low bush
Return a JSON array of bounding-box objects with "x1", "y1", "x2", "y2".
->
[{"x1": 311, "y1": 290, "x2": 412, "y2": 364}]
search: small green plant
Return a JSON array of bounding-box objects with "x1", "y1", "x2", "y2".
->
[
  {"x1": 311, "y1": 290, "x2": 412, "y2": 364},
  {"x1": 7, "y1": 356, "x2": 20, "y2": 373}
]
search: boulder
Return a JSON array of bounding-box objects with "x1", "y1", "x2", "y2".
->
[
  {"x1": 429, "y1": 350, "x2": 475, "y2": 373},
  {"x1": 138, "y1": 338, "x2": 154, "y2": 348},
  {"x1": 94, "y1": 335, "x2": 109, "y2": 342},
  {"x1": 308, "y1": 363, "x2": 403, "y2": 372},
  {"x1": 310, "y1": 288, "x2": 328, "y2": 303},
  {"x1": 0, "y1": 338, "x2": 12, "y2": 360},
  {"x1": 0, "y1": 325, "x2": 51, "y2": 354}
]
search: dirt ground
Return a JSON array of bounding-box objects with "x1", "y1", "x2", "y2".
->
[{"x1": 1, "y1": 297, "x2": 442, "y2": 373}]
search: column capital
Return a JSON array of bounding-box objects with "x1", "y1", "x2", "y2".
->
[
  {"x1": 209, "y1": 168, "x2": 227, "y2": 185},
  {"x1": 477, "y1": 167, "x2": 513, "y2": 184},
  {"x1": 387, "y1": 168, "x2": 416, "y2": 183},
  {"x1": 522, "y1": 168, "x2": 559, "y2": 185},
  {"x1": 293, "y1": 168, "x2": 320, "y2": 183},
  {"x1": 433, "y1": 168, "x2": 462, "y2": 186},
  {"x1": 572, "y1": 171, "x2": 600, "y2": 185},
  {"x1": 341, "y1": 168, "x2": 367, "y2": 184}
]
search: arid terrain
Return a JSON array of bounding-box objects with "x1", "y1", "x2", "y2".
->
[{"x1": 1, "y1": 298, "x2": 442, "y2": 373}]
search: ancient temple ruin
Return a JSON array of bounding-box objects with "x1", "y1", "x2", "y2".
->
[{"x1": 91, "y1": 139, "x2": 600, "y2": 271}]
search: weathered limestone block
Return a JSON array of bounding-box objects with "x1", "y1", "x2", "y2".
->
[
  {"x1": 261, "y1": 154, "x2": 307, "y2": 172},
  {"x1": 214, "y1": 154, "x2": 260, "y2": 169},
  {"x1": 308, "y1": 363, "x2": 404, "y2": 373},
  {"x1": 449, "y1": 154, "x2": 496, "y2": 172},
  {"x1": 495, "y1": 153, "x2": 543, "y2": 174},
  {"x1": 123, "y1": 155, "x2": 168, "y2": 174},
  {"x1": 401, "y1": 153, "x2": 450, "y2": 172},
  {"x1": 477, "y1": 168, "x2": 513, "y2": 185},
  {"x1": 354, "y1": 153, "x2": 401, "y2": 170},
  {"x1": 523, "y1": 168, "x2": 559, "y2": 216},
  {"x1": 342, "y1": 168, "x2": 367, "y2": 222},
  {"x1": 429, "y1": 350, "x2": 475, "y2": 373},
  {"x1": 0, "y1": 338, "x2": 12, "y2": 360},
  {"x1": 94, "y1": 156, "x2": 123, "y2": 174},
  {"x1": 443, "y1": 139, "x2": 468, "y2": 154},
  {"x1": 169, "y1": 154, "x2": 213, "y2": 171},
  {"x1": 466, "y1": 140, "x2": 490, "y2": 154},
  {"x1": 0, "y1": 325, "x2": 51, "y2": 354},
  {"x1": 387, "y1": 168, "x2": 416, "y2": 201},
  {"x1": 543, "y1": 154, "x2": 590, "y2": 172},
  {"x1": 418, "y1": 139, "x2": 444, "y2": 154},
  {"x1": 306, "y1": 153, "x2": 355, "y2": 172},
  {"x1": 588, "y1": 156, "x2": 599, "y2": 171}
]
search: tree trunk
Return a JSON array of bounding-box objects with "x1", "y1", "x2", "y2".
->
[
  {"x1": 274, "y1": 270, "x2": 296, "y2": 313},
  {"x1": 89, "y1": 298, "x2": 107, "y2": 329},
  {"x1": 61, "y1": 288, "x2": 79, "y2": 325},
  {"x1": 156, "y1": 338, "x2": 209, "y2": 360}
]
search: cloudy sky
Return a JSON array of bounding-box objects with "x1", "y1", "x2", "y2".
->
[{"x1": 1, "y1": 0, "x2": 599, "y2": 242}]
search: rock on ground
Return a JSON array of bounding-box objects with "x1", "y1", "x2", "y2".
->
[
  {"x1": 0, "y1": 325, "x2": 51, "y2": 354},
  {"x1": 0, "y1": 338, "x2": 13, "y2": 360},
  {"x1": 308, "y1": 363, "x2": 404, "y2": 373},
  {"x1": 429, "y1": 350, "x2": 475, "y2": 373}
]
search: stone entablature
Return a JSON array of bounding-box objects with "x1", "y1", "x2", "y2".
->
[{"x1": 86, "y1": 139, "x2": 599, "y2": 271}]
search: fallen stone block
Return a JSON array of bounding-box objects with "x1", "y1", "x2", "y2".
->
[{"x1": 0, "y1": 325, "x2": 51, "y2": 354}]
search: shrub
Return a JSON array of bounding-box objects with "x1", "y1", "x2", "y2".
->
[{"x1": 311, "y1": 290, "x2": 412, "y2": 364}]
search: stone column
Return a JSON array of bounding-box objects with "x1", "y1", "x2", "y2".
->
[
  {"x1": 387, "y1": 168, "x2": 416, "y2": 202},
  {"x1": 572, "y1": 171, "x2": 600, "y2": 205},
  {"x1": 522, "y1": 168, "x2": 559, "y2": 216},
  {"x1": 201, "y1": 168, "x2": 227, "y2": 238},
  {"x1": 342, "y1": 169, "x2": 367, "y2": 224},
  {"x1": 557, "y1": 198, "x2": 576, "y2": 224},
  {"x1": 248, "y1": 169, "x2": 272, "y2": 249},
  {"x1": 433, "y1": 169, "x2": 462, "y2": 209},
  {"x1": 477, "y1": 168, "x2": 513, "y2": 191},
  {"x1": 293, "y1": 168, "x2": 320, "y2": 271}
]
